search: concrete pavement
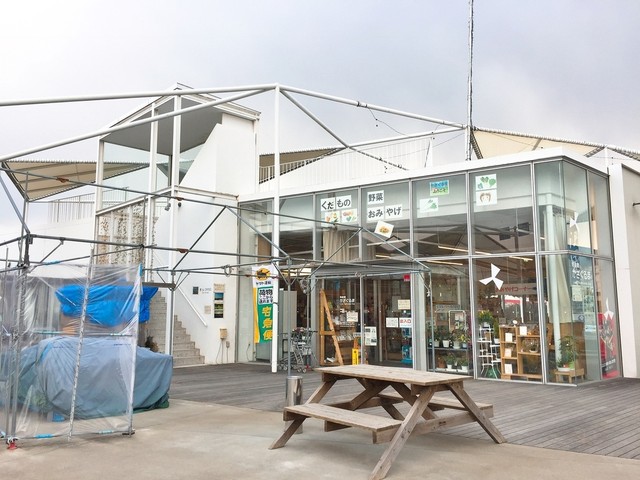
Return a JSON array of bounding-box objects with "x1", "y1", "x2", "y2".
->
[{"x1": 1, "y1": 399, "x2": 639, "y2": 479}]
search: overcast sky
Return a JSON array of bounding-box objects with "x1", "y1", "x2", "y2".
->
[{"x1": 1, "y1": 0, "x2": 639, "y2": 229}]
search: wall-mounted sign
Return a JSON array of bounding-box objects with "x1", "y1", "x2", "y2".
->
[
  {"x1": 419, "y1": 197, "x2": 439, "y2": 213},
  {"x1": 365, "y1": 326, "x2": 377, "y2": 346},
  {"x1": 375, "y1": 220, "x2": 393, "y2": 238},
  {"x1": 367, "y1": 190, "x2": 384, "y2": 204},
  {"x1": 397, "y1": 299, "x2": 411, "y2": 310},
  {"x1": 386, "y1": 317, "x2": 399, "y2": 328},
  {"x1": 430, "y1": 180, "x2": 449, "y2": 196},
  {"x1": 252, "y1": 265, "x2": 276, "y2": 343}
]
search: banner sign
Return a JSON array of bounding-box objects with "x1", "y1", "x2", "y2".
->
[{"x1": 253, "y1": 265, "x2": 276, "y2": 343}]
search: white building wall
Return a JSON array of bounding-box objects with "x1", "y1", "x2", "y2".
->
[
  {"x1": 182, "y1": 113, "x2": 258, "y2": 195},
  {"x1": 153, "y1": 113, "x2": 257, "y2": 364},
  {"x1": 609, "y1": 162, "x2": 640, "y2": 377},
  {"x1": 259, "y1": 137, "x2": 428, "y2": 192}
]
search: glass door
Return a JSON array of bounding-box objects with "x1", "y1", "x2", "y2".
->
[{"x1": 363, "y1": 276, "x2": 413, "y2": 367}]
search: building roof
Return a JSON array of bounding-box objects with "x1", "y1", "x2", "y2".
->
[{"x1": 1, "y1": 158, "x2": 146, "y2": 201}]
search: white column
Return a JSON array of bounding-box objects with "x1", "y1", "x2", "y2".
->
[{"x1": 271, "y1": 86, "x2": 281, "y2": 373}]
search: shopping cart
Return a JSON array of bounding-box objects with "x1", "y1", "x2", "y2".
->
[{"x1": 278, "y1": 328, "x2": 317, "y2": 373}]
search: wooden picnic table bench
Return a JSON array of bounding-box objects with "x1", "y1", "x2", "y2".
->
[{"x1": 270, "y1": 364, "x2": 505, "y2": 480}]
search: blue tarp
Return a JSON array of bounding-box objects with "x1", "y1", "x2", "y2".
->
[
  {"x1": 55, "y1": 285, "x2": 158, "y2": 326},
  {"x1": 13, "y1": 337, "x2": 172, "y2": 419}
]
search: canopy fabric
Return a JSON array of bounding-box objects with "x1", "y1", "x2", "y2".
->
[
  {"x1": 471, "y1": 128, "x2": 602, "y2": 159},
  {"x1": 1, "y1": 159, "x2": 146, "y2": 201}
]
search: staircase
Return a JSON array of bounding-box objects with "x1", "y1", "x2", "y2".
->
[{"x1": 144, "y1": 293, "x2": 205, "y2": 367}]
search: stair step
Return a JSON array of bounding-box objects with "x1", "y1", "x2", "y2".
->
[
  {"x1": 173, "y1": 356, "x2": 205, "y2": 367},
  {"x1": 145, "y1": 293, "x2": 205, "y2": 366}
]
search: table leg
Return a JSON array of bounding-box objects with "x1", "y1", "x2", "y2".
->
[
  {"x1": 447, "y1": 382, "x2": 505, "y2": 444},
  {"x1": 369, "y1": 386, "x2": 435, "y2": 480},
  {"x1": 269, "y1": 417, "x2": 306, "y2": 449}
]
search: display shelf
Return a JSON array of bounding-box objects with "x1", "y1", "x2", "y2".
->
[
  {"x1": 318, "y1": 289, "x2": 357, "y2": 366},
  {"x1": 477, "y1": 325, "x2": 500, "y2": 377},
  {"x1": 499, "y1": 324, "x2": 542, "y2": 381}
]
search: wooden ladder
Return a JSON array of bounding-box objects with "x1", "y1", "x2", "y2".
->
[{"x1": 319, "y1": 289, "x2": 344, "y2": 365}]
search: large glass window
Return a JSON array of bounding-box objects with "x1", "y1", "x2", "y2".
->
[
  {"x1": 474, "y1": 256, "x2": 540, "y2": 381},
  {"x1": 536, "y1": 161, "x2": 592, "y2": 254},
  {"x1": 588, "y1": 172, "x2": 612, "y2": 257},
  {"x1": 239, "y1": 200, "x2": 273, "y2": 264},
  {"x1": 361, "y1": 182, "x2": 410, "y2": 261},
  {"x1": 471, "y1": 166, "x2": 534, "y2": 254},
  {"x1": 316, "y1": 189, "x2": 359, "y2": 262},
  {"x1": 280, "y1": 195, "x2": 314, "y2": 261},
  {"x1": 237, "y1": 200, "x2": 273, "y2": 362},
  {"x1": 424, "y1": 260, "x2": 471, "y2": 374},
  {"x1": 413, "y1": 174, "x2": 468, "y2": 256},
  {"x1": 594, "y1": 259, "x2": 620, "y2": 379},
  {"x1": 540, "y1": 253, "x2": 598, "y2": 383}
]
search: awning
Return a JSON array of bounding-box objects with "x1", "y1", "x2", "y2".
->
[{"x1": 1, "y1": 159, "x2": 146, "y2": 201}]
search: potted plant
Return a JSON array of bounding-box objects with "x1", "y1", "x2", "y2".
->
[
  {"x1": 558, "y1": 335, "x2": 576, "y2": 371},
  {"x1": 445, "y1": 353, "x2": 456, "y2": 371},
  {"x1": 434, "y1": 326, "x2": 444, "y2": 348},
  {"x1": 442, "y1": 330, "x2": 451, "y2": 348},
  {"x1": 477, "y1": 310, "x2": 493, "y2": 327},
  {"x1": 452, "y1": 329, "x2": 462, "y2": 349},
  {"x1": 459, "y1": 331, "x2": 469, "y2": 349},
  {"x1": 458, "y1": 357, "x2": 469, "y2": 373}
]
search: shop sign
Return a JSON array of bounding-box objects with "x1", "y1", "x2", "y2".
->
[{"x1": 252, "y1": 265, "x2": 276, "y2": 343}]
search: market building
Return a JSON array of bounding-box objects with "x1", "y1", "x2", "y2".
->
[{"x1": 2, "y1": 84, "x2": 640, "y2": 385}]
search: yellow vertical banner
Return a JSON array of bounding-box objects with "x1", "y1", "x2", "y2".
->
[{"x1": 252, "y1": 265, "x2": 276, "y2": 343}]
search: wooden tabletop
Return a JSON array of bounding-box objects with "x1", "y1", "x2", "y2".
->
[{"x1": 315, "y1": 364, "x2": 471, "y2": 386}]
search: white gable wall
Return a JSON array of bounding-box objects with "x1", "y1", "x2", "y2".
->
[
  {"x1": 609, "y1": 162, "x2": 640, "y2": 377},
  {"x1": 152, "y1": 112, "x2": 257, "y2": 364}
]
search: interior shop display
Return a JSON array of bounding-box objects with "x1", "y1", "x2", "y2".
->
[
  {"x1": 318, "y1": 289, "x2": 357, "y2": 365},
  {"x1": 499, "y1": 324, "x2": 542, "y2": 380}
]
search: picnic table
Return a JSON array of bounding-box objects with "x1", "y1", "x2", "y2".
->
[{"x1": 270, "y1": 364, "x2": 505, "y2": 480}]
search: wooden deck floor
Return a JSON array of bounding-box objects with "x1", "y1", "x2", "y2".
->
[{"x1": 169, "y1": 363, "x2": 640, "y2": 460}]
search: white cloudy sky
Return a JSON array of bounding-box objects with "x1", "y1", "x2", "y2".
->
[{"x1": 1, "y1": 0, "x2": 639, "y2": 228}]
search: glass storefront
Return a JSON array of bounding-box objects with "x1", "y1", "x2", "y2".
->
[{"x1": 237, "y1": 157, "x2": 620, "y2": 384}]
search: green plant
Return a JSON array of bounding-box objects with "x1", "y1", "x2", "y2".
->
[
  {"x1": 477, "y1": 310, "x2": 494, "y2": 327},
  {"x1": 458, "y1": 357, "x2": 469, "y2": 367},
  {"x1": 446, "y1": 353, "x2": 456, "y2": 366},
  {"x1": 559, "y1": 335, "x2": 577, "y2": 367}
]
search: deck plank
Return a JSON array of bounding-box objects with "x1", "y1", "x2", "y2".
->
[{"x1": 170, "y1": 363, "x2": 640, "y2": 460}]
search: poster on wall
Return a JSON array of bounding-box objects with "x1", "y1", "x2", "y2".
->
[
  {"x1": 419, "y1": 197, "x2": 439, "y2": 213},
  {"x1": 598, "y1": 302, "x2": 619, "y2": 379},
  {"x1": 252, "y1": 265, "x2": 276, "y2": 343},
  {"x1": 475, "y1": 174, "x2": 497, "y2": 205},
  {"x1": 365, "y1": 326, "x2": 377, "y2": 346},
  {"x1": 386, "y1": 317, "x2": 399, "y2": 328},
  {"x1": 430, "y1": 179, "x2": 450, "y2": 196},
  {"x1": 320, "y1": 195, "x2": 357, "y2": 223}
]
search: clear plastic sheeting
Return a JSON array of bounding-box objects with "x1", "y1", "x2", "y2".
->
[{"x1": 0, "y1": 263, "x2": 143, "y2": 443}]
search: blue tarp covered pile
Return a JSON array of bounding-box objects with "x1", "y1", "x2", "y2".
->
[
  {"x1": 16, "y1": 336, "x2": 172, "y2": 419},
  {"x1": 0, "y1": 264, "x2": 172, "y2": 442}
]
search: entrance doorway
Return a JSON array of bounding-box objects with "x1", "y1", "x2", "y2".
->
[
  {"x1": 363, "y1": 276, "x2": 413, "y2": 367},
  {"x1": 317, "y1": 274, "x2": 416, "y2": 368}
]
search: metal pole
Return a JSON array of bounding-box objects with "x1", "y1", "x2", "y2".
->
[
  {"x1": 271, "y1": 86, "x2": 281, "y2": 373},
  {"x1": 68, "y1": 256, "x2": 95, "y2": 439},
  {"x1": 281, "y1": 85, "x2": 465, "y2": 129},
  {"x1": 0, "y1": 84, "x2": 278, "y2": 107},
  {"x1": 0, "y1": 89, "x2": 267, "y2": 162},
  {"x1": 465, "y1": 0, "x2": 474, "y2": 162}
]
